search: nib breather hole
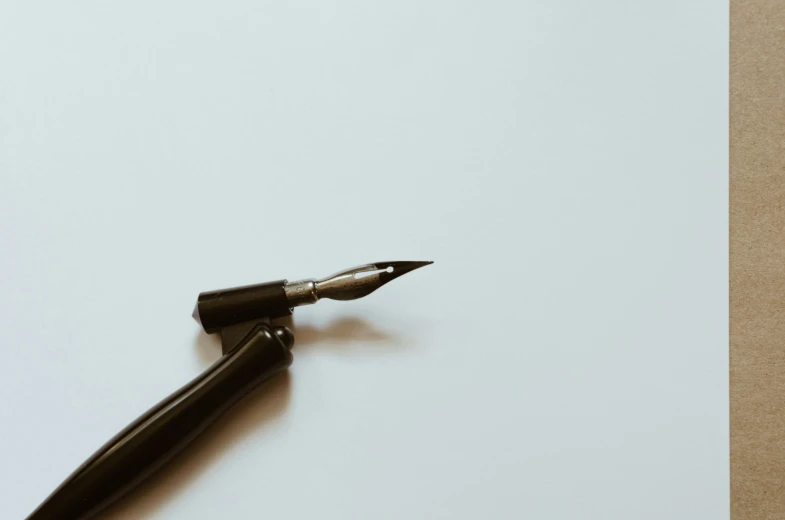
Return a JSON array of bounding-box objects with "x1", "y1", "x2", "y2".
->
[{"x1": 354, "y1": 266, "x2": 394, "y2": 279}]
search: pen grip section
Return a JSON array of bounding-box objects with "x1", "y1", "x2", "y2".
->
[{"x1": 27, "y1": 324, "x2": 293, "y2": 520}]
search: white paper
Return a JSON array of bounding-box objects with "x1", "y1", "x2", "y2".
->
[{"x1": 0, "y1": 1, "x2": 728, "y2": 518}]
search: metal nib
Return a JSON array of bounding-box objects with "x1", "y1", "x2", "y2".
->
[{"x1": 284, "y1": 261, "x2": 433, "y2": 308}]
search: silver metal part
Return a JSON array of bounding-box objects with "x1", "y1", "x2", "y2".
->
[
  {"x1": 284, "y1": 279, "x2": 319, "y2": 307},
  {"x1": 283, "y1": 261, "x2": 433, "y2": 307}
]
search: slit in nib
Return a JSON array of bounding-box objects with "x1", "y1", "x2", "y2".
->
[{"x1": 314, "y1": 260, "x2": 433, "y2": 302}]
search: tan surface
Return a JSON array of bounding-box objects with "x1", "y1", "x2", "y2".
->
[{"x1": 731, "y1": 0, "x2": 785, "y2": 518}]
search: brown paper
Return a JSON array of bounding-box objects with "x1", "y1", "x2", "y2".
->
[{"x1": 731, "y1": 1, "x2": 785, "y2": 518}]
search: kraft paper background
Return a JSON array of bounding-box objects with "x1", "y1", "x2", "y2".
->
[{"x1": 731, "y1": 1, "x2": 785, "y2": 518}]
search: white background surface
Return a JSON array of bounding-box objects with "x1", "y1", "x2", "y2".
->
[{"x1": 0, "y1": 2, "x2": 727, "y2": 519}]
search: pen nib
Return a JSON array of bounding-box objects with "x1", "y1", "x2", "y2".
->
[{"x1": 314, "y1": 261, "x2": 433, "y2": 302}]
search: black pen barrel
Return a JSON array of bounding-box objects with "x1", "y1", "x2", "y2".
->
[{"x1": 27, "y1": 324, "x2": 293, "y2": 520}]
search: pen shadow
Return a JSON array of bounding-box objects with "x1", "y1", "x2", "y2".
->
[
  {"x1": 274, "y1": 315, "x2": 401, "y2": 352},
  {"x1": 100, "y1": 315, "x2": 395, "y2": 519}
]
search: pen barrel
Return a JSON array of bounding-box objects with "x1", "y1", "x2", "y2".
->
[{"x1": 27, "y1": 324, "x2": 293, "y2": 520}]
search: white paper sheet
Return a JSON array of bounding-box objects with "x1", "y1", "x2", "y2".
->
[{"x1": 0, "y1": 1, "x2": 728, "y2": 518}]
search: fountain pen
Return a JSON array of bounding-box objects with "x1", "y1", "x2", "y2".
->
[{"x1": 27, "y1": 261, "x2": 432, "y2": 520}]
